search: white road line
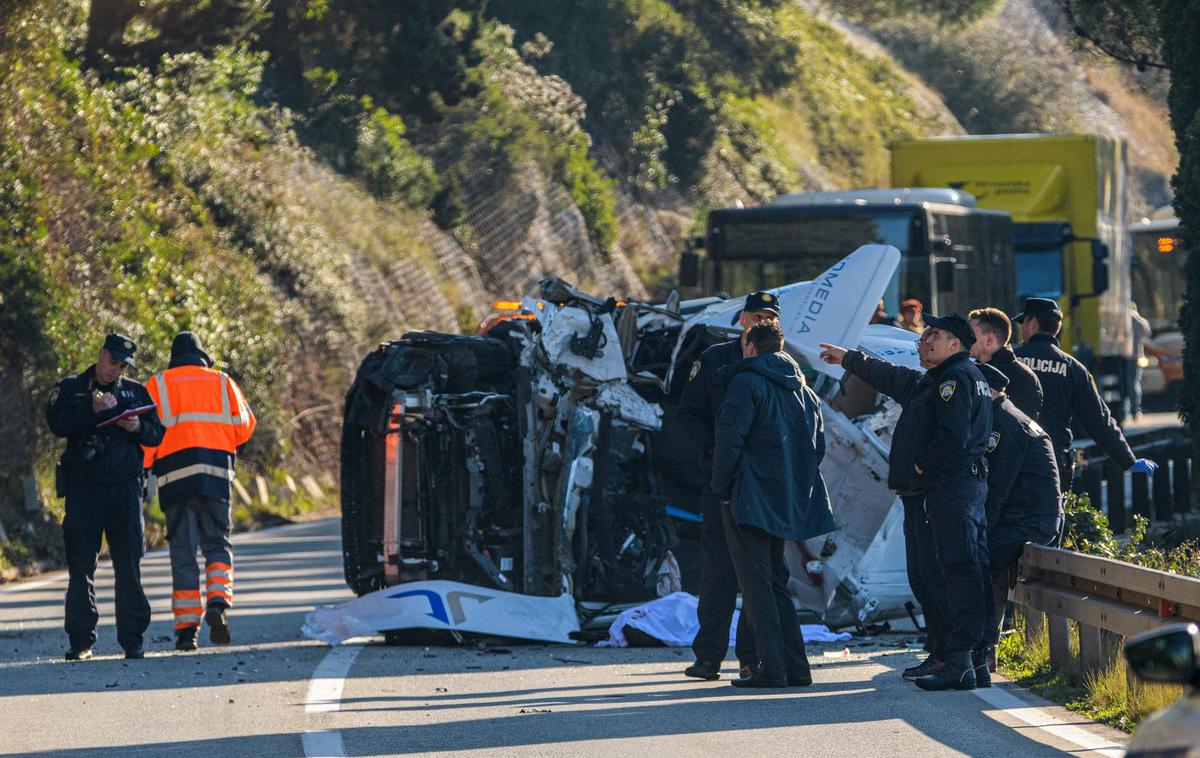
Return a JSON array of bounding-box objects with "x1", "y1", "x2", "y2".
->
[
  {"x1": 973, "y1": 684, "x2": 1125, "y2": 757},
  {"x1": 303, "y1": 643, "x2": 365, "y2": 758}
]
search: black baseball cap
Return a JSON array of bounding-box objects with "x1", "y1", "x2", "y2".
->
[
  {"x1": 977, "y1": 361, "x2": 1009, "y2": 392},
  {"x1": 103, "y1": 333, "x2": 137, "y2": 367},
  {"x1": 923, "y1": 313, "x2": 976, "y2": 348},
  {"x1": 1012, "y1": 297, "x2": 1063, "y2": 324},
  {"x1": 744, "y1": 291, "x2": 781, "y2": 316}
]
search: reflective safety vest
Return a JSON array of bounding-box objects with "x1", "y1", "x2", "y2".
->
[{"x1": 143, "y1": 365, "x2": 256, "y2": 506}]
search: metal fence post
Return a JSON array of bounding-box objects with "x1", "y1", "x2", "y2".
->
[
  {"x1": 1153, "y1": 453, "x2": 1173, "y2": 522},
  {"x1": 1132, "y1": 471, "x2": 1152, "y2": 522},
  {"x1": 1106, "y1": 461, "x2": 1126, "y2": 534},
  {"x1": 1175, "y1": 442, "x2": 1192, "y2": 515}
]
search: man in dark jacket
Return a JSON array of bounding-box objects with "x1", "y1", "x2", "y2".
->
[
  {"x1": 820, "y1": 313, "x2": 992, "y2": 691},
  {"x1": 677, "y1": 292, "x2": 780, "y2": 680},
  {"x1": 969, "y1": 307, "x2": 1042, "y2": 420},
  {"x1": 712, "y1": 321, "x2": 834, "y2": 689},
  {"x1": 1013, "y1": 297, "x2": 1156, "y2": 490},
  {"x1": 976, "y1": 362, "x2": 1062, "y2": 682},
  {"x1": 46, "y1": 333, "x2": 165, "y2": 660}
]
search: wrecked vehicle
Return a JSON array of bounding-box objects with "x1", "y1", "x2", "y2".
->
[{"x1": 337, "y1": 244, "x2": 929, "y2": 636}]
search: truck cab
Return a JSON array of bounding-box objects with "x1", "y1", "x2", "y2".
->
[
  {"x1": 892, "y1": 134, "x2": 1133, "y2": 414},
  {"x1": 679, "y1": 188, "x2": 1016, "y2": 319}
]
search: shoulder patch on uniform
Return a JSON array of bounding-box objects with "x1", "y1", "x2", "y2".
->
[
  {"x1": 987, "y1": 431, "x2": 1001, "y2": 452},
  {"x1": 688, "y1": 360, "x2": 701, "y2": 381},
  {"x1": 939, "y1": 380, "x2": 956, "y2": 401},
  {"x1": 49, "y1": 385, "x2": 60, "y2": 405},
  {"x1": 1025, "y1": 420, "x2": 1045, "y2": 437}
]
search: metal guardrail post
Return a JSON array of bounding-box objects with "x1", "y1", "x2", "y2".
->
[
  {"x1": 1047, "y1": 614, "x2": 1072, "y2": 671},
  {"x1": 1083, "y1": 466, "x2": 1103, "y2": 520},
  {"x1": 1105, "y1": 461, "x2": 1126, "y2": 534},
  {"x1": 1078, "y1": 622, "x2": 1103, "y2": 680},
  {"x1": 1022, "y1": 607, "x2": 1045, "y2": 645},
  {"x1": 1174, "y1": 442, "x2": 1191, "y2": 515}
]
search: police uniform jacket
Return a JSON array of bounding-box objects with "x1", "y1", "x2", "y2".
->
[
  {"x1": 843, "y1": 349, "x2": 992, "y2": 494},
  {"x1": 984, "y1": 397, "x2": 1061, "y2": 529},
  {"x1": 678, "y1": 339, "x2": 743, "y2": 465},
  {"x1": 46, "y1": 366, "x2": 165, "y2": 485},
  {"x1": 988, "y1": 346, "x2": 1042, "y2": 420},
  {"x1": 710, "y1": 352, "x2": 834, "y2": 541},
  {"x1": 1014, "y1": 333, "x2": 1135, "y2": 468}
]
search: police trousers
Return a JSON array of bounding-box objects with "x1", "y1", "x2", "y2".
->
[
  {"x1": 722, "y1": 503, "x2": 809, "y2": 680},
  {"x1": 62, "y1": 478, "x2": 151, "y2": 651},
  {"x1": 164, "y1": 496, "x2": 233, "y2": 631},
  {"x1": 902, "y1": 495, "x2": 949, "y2": 659},
  {"x1": 923, "y1": 472, "x2": 990, "y2": 655},
  {"x1": 692, "y1": 491, "x2": 754, "y2": 667},
  {"x1": 984, "y1": 514, "x2": 1062, "y2": 647}
]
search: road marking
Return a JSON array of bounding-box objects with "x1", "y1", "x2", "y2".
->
[
  {"x1": 303, "y1": 642, "x2": 365, "y2": 758},
  {"x1": 973, "y1": 684, "x2": 1125, "y2": 757}
]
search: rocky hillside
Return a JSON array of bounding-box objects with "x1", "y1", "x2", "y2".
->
[{"x1": 0, "y1": 0, "x2": 1173, "y2": 570}]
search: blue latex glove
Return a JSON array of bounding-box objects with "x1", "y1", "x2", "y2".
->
[{"x1": 1131, "y1": 458, "x2": 1158, "y2": 476}]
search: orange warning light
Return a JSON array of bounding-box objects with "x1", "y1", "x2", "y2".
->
[{"x1": 1158, "y1": 236, "x2": 1176, "y2": 254}]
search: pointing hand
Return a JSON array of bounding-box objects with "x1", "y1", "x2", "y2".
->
[{"x1": 818, "y1": 343, "x2": 847, "y2": 366}]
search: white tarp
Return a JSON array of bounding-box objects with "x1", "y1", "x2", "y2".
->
[
  {"x1": 600, "y1": 592, "x2": 851, "y2": 647},
  {"x1": 302, "y1": 580, "x2": 580, "y2": 645}
]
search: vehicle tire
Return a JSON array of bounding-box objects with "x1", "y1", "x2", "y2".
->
[{"x1": 340, "y1": 416, "x2": 383, "y2": 597}]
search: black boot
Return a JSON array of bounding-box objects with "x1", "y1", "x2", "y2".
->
[
  {"x1": 902, "y1": 653, "x2": 943, "y2": 681},
  {"x1": 206, "y1": 604, "x2": 231, "y2": 645},
  {"x1": 915, "y1": 651, "x2": 977, "y2": 691},
  {"x1": 176, "y1": 626, "x2": 199, "y2": 652},
  {"x1": 730, "y1": 662, "x2": 787, "y2": 689},
  {"x1": 684, "y1": 660, "x2": 721, "y2": 681},
  {"x1": 972, "y1": 648, "x2": 992, "y2": 688}
]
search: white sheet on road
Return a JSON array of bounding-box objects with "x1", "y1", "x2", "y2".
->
[
  {"x1": 600, "y1": 591, "x2": 851, "y2": 647},
  {"x1": 302, "y1": 580, "x2": 580, "y2": 645}
]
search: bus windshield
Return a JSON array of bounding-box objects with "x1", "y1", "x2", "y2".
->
[
  {"x1": 709, "y1": 208, "x2": 925, "y2": 314},
  {"x1": 1131, "y1": 223, "x2": 1186, "y2": 332}
]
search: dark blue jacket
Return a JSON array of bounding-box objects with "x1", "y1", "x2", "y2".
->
[
  {"x1": 46, "y1": 366, "x2": 165, "y2": 484},
  {"x1": 711, "y1": 352, "x2": 834, "y2": 541},
  {"x1": 843, "y1": 350, "x2": 992, "y2": 494},
  {"x1": 985, "y1": 396, "x2": 1062, "y2": 529},
  {"x1": 1014, "y1": 333, "x2": 1135, "y2": 468},
  {"x1": 677, "y1": 339, "x2": 742, "y2": 466},
  {"x1": 988, "y1": 346, "x2": 1043, "y2": 421}
]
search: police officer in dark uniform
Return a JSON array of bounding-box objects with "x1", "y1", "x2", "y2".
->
[
  {"x1": 976, "y1": 362, "x2": 1062, "y2": 685},
  {"x1": 968, "y1": 307, "x2": 1042, "y2": 419},
  {"x1": 1012, "y1": 298, "x2": 1156, "y2": 490},
  {"x1": 677, "y1": 291, "x2": 779, "y2": 680},
  {"x1": 821, "y1": 313, "x2": 993, "y2": 691},
  {"x1": 46, "y1": 334, "x2": 165, "y2": 660}
]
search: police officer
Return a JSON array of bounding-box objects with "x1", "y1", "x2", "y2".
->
[
  {"x1": 46, "y1": 333, "x2": 165, "y2": 660},
  {"x1": 968, "y1": 307, "x2": 1042, "y2": 419},
  {"x1": 821, "y1": 313, "x2": 992, "y2": 691},
  {"x1": 677, "y1": 291, "x2": 779, "y2": 680},
  {"x1": 976, "y1": 362, "x2": 1062, "y2": 686},
  {"x1": 1012, "y1": 298, "x2": 1155, "y2": 490}
]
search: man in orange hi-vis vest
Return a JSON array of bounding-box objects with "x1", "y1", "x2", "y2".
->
[{"x1": 144, "y1": 332, "x2": 255, "y2": 651}]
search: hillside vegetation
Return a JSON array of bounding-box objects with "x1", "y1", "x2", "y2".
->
[{"x1": 0, "y1": 0, "x2": 1172, "y2": 573}]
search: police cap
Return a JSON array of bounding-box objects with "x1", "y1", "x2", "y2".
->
[
  {"x1": 1012, "y1": 297, "x2": 1062, "y2": 324},
  {"x1": 103, "y1": 333, "x2": 137, "y2": 367},
  {"x1": 977, "y1": 361, "x2": 1009, "y2": 392},
  {"x1": 743, "y1": 291, "x2": 781, "y2": 316},
  {"x1": 923, "y1": 313, "x2": 976, "y2": 348}
]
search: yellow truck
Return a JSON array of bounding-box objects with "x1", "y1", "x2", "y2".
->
[{"x1": 892, "y1": 134, "x2": 1133, "y2": 412}]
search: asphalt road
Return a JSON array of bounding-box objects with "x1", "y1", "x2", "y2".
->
[{"x1": 0, "y1": 518, "x2": 1129, "y2": 757}]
